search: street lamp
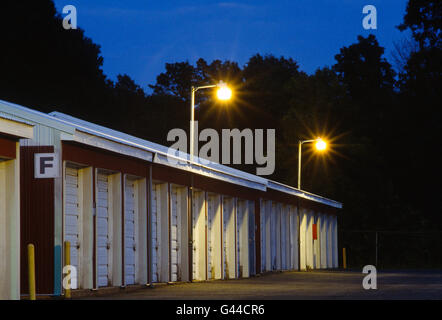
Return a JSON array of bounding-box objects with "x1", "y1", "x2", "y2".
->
[
  {"x1": 297, "y1": 138, "x2": 327, "y2": 189},
  {"x1": 190, "y1": 81, "x2": 232, "y2": 161}
]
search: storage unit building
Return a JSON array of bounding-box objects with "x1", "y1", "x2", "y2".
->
[{"x1": 0, "y1": 99, "x2": 342, "y2": 299}]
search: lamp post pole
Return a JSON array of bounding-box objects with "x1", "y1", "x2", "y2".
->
[
  {"x1": 298, "y1": 138, "x2": 327, "y2": 190},
  {"x1": 190, "y1": 86, "x2": 196, "y2": 163},
  {"x1": 189, "y1": 83, "x2": 226, "y2": 162},
  {"x1": 298, "y1": 140, "x2": 302, "y2": 189},
  {"x1": 298, "y1": 139, "x2": 314, "y2": 190}
]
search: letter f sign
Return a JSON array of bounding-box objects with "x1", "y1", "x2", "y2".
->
[{"x1": 35, "y1": 153, "x2": 59, "y2": 178}]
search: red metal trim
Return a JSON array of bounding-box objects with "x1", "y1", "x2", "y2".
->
[
  {"x1": 20, "y1": 146, "x2": 55, "y2": 294},
  {"x1": 152, "y1": 163, "x2": 190, "y2": 187},
  {"x1": 62, "y1": 142, "x2": 148, "y2": 178},
  {"x1": 0, "y1": 135, "x2": 16, "y2": 159}
]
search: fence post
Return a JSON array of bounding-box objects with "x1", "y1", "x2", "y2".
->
[
  {"x1": 27, "y1": 244, "x2": 36, "y2": 300},
  {"x1": 342, "y1": 247, "x2": 347, "y2": 269},
  {"x1": 375, "y1": 232, "x2": 378, "y2": 267}
]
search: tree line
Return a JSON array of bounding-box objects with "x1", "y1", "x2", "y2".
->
[{"x1": 1, "y1": 1, "x2": 440, "y2": 267}]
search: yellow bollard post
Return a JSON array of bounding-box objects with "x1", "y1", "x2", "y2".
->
[
  {"x1": 343, "y1": 247, "x2": 347, "y2": 269},
  {"x1": 64, "y1": 241, "x2": 71, "y2": 299},
  {"x1": 27, "y1": 244, "x2": 36, "y2": 300}
]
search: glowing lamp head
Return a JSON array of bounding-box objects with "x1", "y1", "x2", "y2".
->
[
  {"x1": 315, "y1": 139, "x2": 327, "y2": 151},
  {"x1": 216, "y1": 81, "x2": 232, "y2": 100}
]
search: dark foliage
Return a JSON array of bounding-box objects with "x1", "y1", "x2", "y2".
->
[{"x1": 1, "y1": 1, "x2": 440, "y2": 268}]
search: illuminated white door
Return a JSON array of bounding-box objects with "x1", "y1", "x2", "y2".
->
[
  {"x1": 270, "y1": 203, "x2": 277, "y2": 270},
  {"x1": 223, "y1": 197, "x2": 236, "y2": 279},
  {"x1": 151, "y1": 185, "x2": 159, "y2": 282},
  {"x1": 124, "y1": 178, "x2": 136, "y2": 285},
  {"x1": 170, "y1": 185, "x2": 180, "y2": 282},
  {"x1": 64, "y1": 166, "x2": 80, "y2": 289},
  {"x1": 96, "y1": 173, "x2": 110, "y2": 287}
]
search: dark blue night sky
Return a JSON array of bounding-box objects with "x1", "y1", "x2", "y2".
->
[{"x1": 53, "y1": 0, "x2": 409, "y2": 92}]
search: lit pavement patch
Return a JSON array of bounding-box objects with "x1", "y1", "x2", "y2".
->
[{"x1": 78, "y1": 270, "x2": 442, "y2": 300}]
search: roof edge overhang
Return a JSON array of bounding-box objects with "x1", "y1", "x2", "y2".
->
[
  {"x1": 267, "y1": 180, "x2": 343, "y2": 209},
  {"x1": 0, "y1": 100, "x2": 75, "y2": 134},
  {"x1": 0, "y1": 116, "x2": 34, "y2": 140}
]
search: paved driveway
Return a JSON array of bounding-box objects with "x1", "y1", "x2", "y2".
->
[{"x1": 79, "y1": 270, "x2": 442, "y2": 300}]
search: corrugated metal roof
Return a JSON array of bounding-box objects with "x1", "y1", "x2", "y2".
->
[
  {"x1": 0, "y1": 112, "x2": 34, "y2": 126},
  {"x1": 0, "y1": 100, "x2": 75, "y2": 134},
  {"x1": 49, "y1": 111, "x2": 268, "y2": 191}
]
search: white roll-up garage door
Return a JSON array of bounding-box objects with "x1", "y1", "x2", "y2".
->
[
  {"x1": 192, "y1": 191, "x2": 206, "y2": 281},
  {"x1": 206, "y1": 194, "x2": 221, "y2": 280},
  {"x1": 280, "y1": 205, "x2": 288, "y2": 270},
  {"x1": 236, "y1": 201, "x2": 243, "y2": 277},
  {"x1": 207, "y1": 195, "x2": 214, "y2": 279},
  {"x1": 289, "y1": 206, "x2": 299, "y2": 270},
  {"x1": 65, "y1": 166, "x2": 80, "y2": 289},
  {"x1": 260, "y1": 200, "x2": 265, "y2": 272},
  {"x1": 124, "y1": 178, "x2": 136, "y2": 285},
  {"x1": 236, "y1": 200, "x2": 249, "y2": 278},
  {"x1": 248, "y1": 201, "x2": 255, "y2": 276},
  {"x1": 263, "y1": 200, "x2": 272, "y2": 272},
  {"x1": 270, "y1": 202, "x2": 277, "y2": 270},
  {"x1": 151, "y1": 185, "x2": 159, "y2": 282},
  {"x1": 222, "y1": 197, "x2": 236, "y2": 279},
  {"x1": 170, "y1": 185, "x2": 180, "y2": 282},
  {"x1": 96, "y1": 173, "x2": 110, "y2": 287}
]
